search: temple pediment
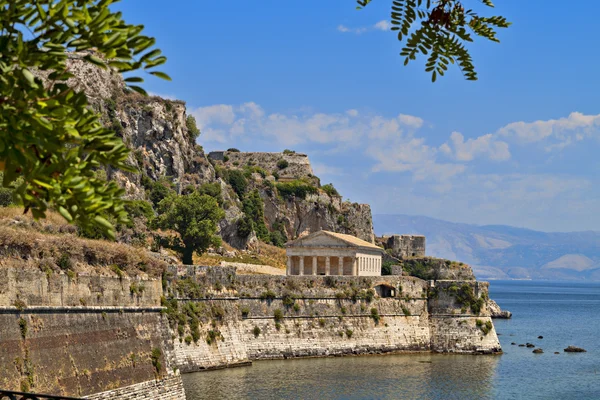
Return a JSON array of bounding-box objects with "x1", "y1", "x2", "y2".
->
[{"x1": 286, "y1": 230, "x2": 382, "y2": 251}]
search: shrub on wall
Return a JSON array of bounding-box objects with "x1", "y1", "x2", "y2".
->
[
  {"x1": 321, "y1": 183, "x2": 339, "y2": 197},
  {"x1": 253, "y1": 326, "x2": 261, "y2": 338},
  {"x1": 276, "y1": 159, "x2": 289, "y2": 169},
  {"x1": 276, "y1": 180, "x2": 318, "y2": 200}
]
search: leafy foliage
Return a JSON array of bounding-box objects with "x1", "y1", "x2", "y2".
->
[
  {"x1": 276, "y1": 180, "x2": 318, "y2": 200},
  {"x1": 321, "y1": 183, "x2": 339, "y2": 197},
  {"x1": 356, "y1": 0, "x2": 510, "y2": 81},
  {"x1": 149, "y1": 179, "x2": 175, "y2": 208},
  {"x1": 225, "y1": 169, "x2": 248, "y2": 199},
  {"x1": 154, "y1": 191, "x2": 225, "y2": 264},
  {"x1": 0, "y1": 0, "x2": 171, "y2": 238},
  {"x1": 381, "y1": 260, "x2": 395, "y2": 275},
  {"x1": 241, "y1": 189, "x2": 269, "y2": 242},
  {"x1": 196, "y1": 182, "x2": 223, "y2": 206},
  {"x1": 276, "y1": 159, "x2": 289, "y2": 169},
  {"x1": 186, "y1": 115, "x2": 200, "y2": 139}
]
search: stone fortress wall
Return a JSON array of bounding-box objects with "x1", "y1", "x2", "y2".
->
[
  {"x1": 0, "y1": 265, "x2": 500, "y2": 399},
  {"x1": 381, "y1": 235, "x2": 426, "y2": 259},
  {"x1": 208, "y1": 151, "x2": 315, "y2": 182},
  {"x1": 0, "y1": 268, "x2": 185, "y2": 399},
  {"x1": 164, "y1": 266, "x2": 501, "y2": 373}
]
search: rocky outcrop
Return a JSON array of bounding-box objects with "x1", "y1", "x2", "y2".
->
[
  {"x1": 261, "y1": 189, "x2": 374, "y2": 243},
  {"x1": 488, "y1": 299, "x2": 512, "y2": 319},
  {"x1": 58, "y1": 54, "x2": 375, "y2": 250}
]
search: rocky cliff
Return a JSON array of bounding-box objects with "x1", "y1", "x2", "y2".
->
[{"x1": 61, "y1": 54, "x2": 375, "y2": 251}]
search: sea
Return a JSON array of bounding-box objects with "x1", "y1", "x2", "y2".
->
[{"x1": 182, "y1": 280, "x2": 600, "y2": 399}]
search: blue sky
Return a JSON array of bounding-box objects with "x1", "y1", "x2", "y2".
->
[{"x1": 115, "y1": 0, "x2": 600, "y2": 232}]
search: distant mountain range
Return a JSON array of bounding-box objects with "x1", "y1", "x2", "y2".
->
[{"x1": 373, "y1": 214, "x2": 600, "y2": 281}]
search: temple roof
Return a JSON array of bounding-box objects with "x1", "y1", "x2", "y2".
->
[{"x1": 286, "y1": 230, "x2": 383, "y2": 251}]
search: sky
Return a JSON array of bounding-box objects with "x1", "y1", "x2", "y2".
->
[{"x1": 114, "y1": 0, "x2": 600, "y2": 233}]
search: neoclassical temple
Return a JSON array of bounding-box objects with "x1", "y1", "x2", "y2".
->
[{"x1": 285, "y1": 230, "x2": 384, "y2": 276}]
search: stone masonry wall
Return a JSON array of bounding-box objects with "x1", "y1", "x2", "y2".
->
[
  {"x1": 0, "y1": 268, "x2": 184, "y2": 399},
  {"x1": 428, "y1": 280, "x2": 501, "y2": 354},
  {"x1": 0, "y1": 268, "x2": 162, "y2": 308},
  {"x1": 163, "y1": 268, "x2": 501, "y2": 373},
  {"x1": 85, "y1": 375, "x2": 185, "y2": 400},
  {"x1": 208, "y1": 151, "x2": 314, "y2": 182}
]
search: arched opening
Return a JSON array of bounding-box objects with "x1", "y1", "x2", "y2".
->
[{"x1": 374, "y1": 284, "x2": 396, "y2": 298}]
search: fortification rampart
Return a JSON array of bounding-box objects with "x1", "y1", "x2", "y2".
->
[
  {"x1": 0, "y1": 266, "x2": 499, "y2": 398},
  {"x1": 0, "y1": 268, "x2": 184, "y2": 399},
  {"x1": 381, "y1": 234, "x2": 426, "y2": 259},
  {"x1": 208, "y1": 151, "x2": 314, "y2": 181},
  {"x1": 162, "y1": 267, "x2": 501, "y2": 373}
]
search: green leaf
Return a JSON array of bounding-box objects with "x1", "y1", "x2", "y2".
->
[
  {"x1": 22, "y1": 69, "x2": 36, "y2": 87},
  {"x1": 128, "y1": 85, "x2": 148, "y2": 96},
  {"x1": 94, "y1": 215, "x2": 113, "y2": 230},
  {"x1": 58, "y1": 206, "x2": 73, "y2": 222},
  {"x1": 149, "y1": 71, "x2": 172, "y2": 81},
  {"x1": 84, "y1": 55, "x2": 107, "y2": 69}
]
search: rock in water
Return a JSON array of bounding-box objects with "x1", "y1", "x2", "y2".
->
[
  {"x1": 518, "y1": 344, "x2": 526, "y2": 347},
  {"x1": 554, "y1": 352, "x2": 560, "y2": 355},
  {"x1": 564, "y1": 346, "x2": 586, "y2": 353},
  {"x1": 511, "y1": 342, "x2": 516, "y2": 345},
  {"x1": 533, "y1": 349, "x2": 544, "y2": 354},
  {"x1": 487, "y1": 299, "x2": 512, "y2": 319},
  {"x1": 538, "y1": 336, "x2": 544, "y2": 339},
  {"x1": 526, "y1": 343, "x2": 535, "y2": 348}
]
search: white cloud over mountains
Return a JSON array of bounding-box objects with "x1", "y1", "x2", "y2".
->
[{"x1": 191, "y1": 102, "x2": 600, "y2": 229}]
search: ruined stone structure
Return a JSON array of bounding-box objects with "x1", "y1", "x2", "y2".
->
[
  {"x1": 383, "y1": 234, "x2": 426, "y2": 259},
  {"x1": 208, "y1": 151, "x2": 315, "y2": 183},
  {"x1": 285, "y1": 231, "x2": 383, "y2": 276}
]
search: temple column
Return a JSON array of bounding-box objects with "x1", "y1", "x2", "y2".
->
[
  {"x1": 338, "y1": 257, "x2": 344, "y2": 276},
  {"x1": 352, "y1": 257, "x2": 358, "y2": 276},
  {"x1": 287, "y1": 256, "x2": 292, "y2": 275},
  {"x1": 299, "y1": 257, "x2": 305, "y2": 276},
  {"x1": 312, "y1": 256, "x2": 317, "y2": 275},
  {"x1": 325, "y1": 256, "x2": 330, "y2": 276}
]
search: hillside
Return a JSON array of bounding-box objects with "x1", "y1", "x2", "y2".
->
[
  {"x1": 374, "y1": 214, "x2": 600, "y2": 281},
  {"x1": 0, "y1": 53, "x2": 374, "y2": 273}
]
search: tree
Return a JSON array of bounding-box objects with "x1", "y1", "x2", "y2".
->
[
  {"x1": 357, "y1": 0, "x2": 511, "y2": 81},
  {"x1": 186, "y1": 115, "x2": 200, "y2": 139},
  {"x1": 154, "y1": 191, "x2": 224, "y2": 265},
  {"x1": 0, "y1": 0, "x2": 170, "y2": 239}
]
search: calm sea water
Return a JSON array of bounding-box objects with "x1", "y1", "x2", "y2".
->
[{"x1": 182, "y1": 281, "x2": 600, "y2": 399}]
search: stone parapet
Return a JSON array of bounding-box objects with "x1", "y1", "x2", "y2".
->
[
  {"x1": 85, "y1": 375, "x2": 186, "y2": 400},
  {"x1": 0, "y1": 268, "x2": 162, "y2": 308}
]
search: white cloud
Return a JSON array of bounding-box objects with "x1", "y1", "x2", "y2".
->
[
  {"x1": 441, "y1": 131, "x2": 511, "y2": 162},
  {"x1": 398, "y1": 114, "x2": 424, "y2": 129},
  {"x1": 193, "y1": 104, "x2": 235, "y2": 126},
  {"x1": 191, "y1": 102, "x2": 425, "y2": 149},
  {"x1": 497, "y1": 111, "x2": 600, "y2": 150},
  {"x1": 374, "y1": 20, "x2": 391, "y2": 31},
  {"x1": 312, "y1": 163, "x2": 343, "y2": 176},
  {"x1": 337, "y1": 20, "x2": 392, "y2": 34},
  {"x1": 337, "y1": 25, "x2": 367, "y2": 34}
]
